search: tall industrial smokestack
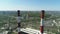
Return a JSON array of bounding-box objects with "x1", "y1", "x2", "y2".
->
[
  {"x1": 40, "y1": 10, "x2": 45, "y2": 34},
  {"x1": 17, "y1": 10, "x2": 21, "y2": 34}
]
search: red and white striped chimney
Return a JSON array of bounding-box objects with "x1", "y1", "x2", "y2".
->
[
  {"x1": 17, "y1": 10, "x2": 21, "y2": 34},
  {"x1": 40, "y1": 10, "x2": 45, "y2": 34}
]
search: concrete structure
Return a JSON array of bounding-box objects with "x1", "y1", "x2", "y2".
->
[{"x1": 20, "y1": 28, "x2": 46, "y2": 34}]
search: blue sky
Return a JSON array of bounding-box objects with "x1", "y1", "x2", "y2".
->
[{"x1": 0, "y1": 0, "x2": 60, "y2": 11}]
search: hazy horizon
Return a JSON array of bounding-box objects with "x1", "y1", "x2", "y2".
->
[{"x1": 0, "y1": 0, "x2": 60, "y2": 11}]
